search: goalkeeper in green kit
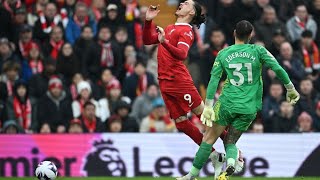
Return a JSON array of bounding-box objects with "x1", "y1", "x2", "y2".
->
[{"x1": 177, "y1": 20, "x2": 300, "y2": 180}]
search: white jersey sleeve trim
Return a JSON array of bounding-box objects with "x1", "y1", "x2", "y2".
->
[{"x1": 177, "y1": 41, "x2": 190, "y2": 48}]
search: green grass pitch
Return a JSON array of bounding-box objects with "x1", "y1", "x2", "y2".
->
[{"x1": 1, "y1": 177, "x2": 320, "y2": 180}]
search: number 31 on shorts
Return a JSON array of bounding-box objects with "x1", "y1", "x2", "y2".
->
[{"x1": 184, "y1": 94, "x2": 194, "y2": 107}]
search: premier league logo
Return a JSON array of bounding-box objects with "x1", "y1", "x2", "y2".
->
[
  {"x1": 83, "y1": 139, "x2": 127, "y2": 176},
  {"x1": 295, "y1": 144, "x2": 320, "y2": 176}
]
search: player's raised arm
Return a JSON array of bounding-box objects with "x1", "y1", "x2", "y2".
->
[
  {"x1": 159, "y1": 27, "x2": 193, "y2": 60},
  {"x1": 143, "y1": 5, "x2": 160, "y2": 45},
  {"x1": 259, "y1": 46, "x2": 300, "y2": 105}
]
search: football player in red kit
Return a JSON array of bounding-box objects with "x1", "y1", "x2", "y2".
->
[{"x1": 142, "y1": 0, "x2": 242, "y2": 178}]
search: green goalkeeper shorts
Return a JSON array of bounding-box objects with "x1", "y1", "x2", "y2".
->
[{"x1": 213, "y1": 101, "x2": 257, "y2": 131}]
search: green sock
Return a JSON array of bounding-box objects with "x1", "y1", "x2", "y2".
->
[
  {"x1": 190, "y1": 142, "x2": 212, "y2": 176},
  {"x1": 225, "y1": 144, "x2": 238, "y2": 167}
]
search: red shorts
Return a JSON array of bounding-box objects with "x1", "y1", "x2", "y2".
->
[{"x1": 159, "y1": 80, "x2": 202, "y2": 119}]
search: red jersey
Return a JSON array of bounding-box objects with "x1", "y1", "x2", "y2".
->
[{"x1": 143, "y1": 21, "x2": 195, "y2": 91}]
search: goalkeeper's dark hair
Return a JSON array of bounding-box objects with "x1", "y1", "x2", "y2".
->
[
  {"x1": 191, "y1": 0, "x2": 206, "y2": 29},
  {"x1": 235, "y1": 20, "x2": 253, "y2": 42}
]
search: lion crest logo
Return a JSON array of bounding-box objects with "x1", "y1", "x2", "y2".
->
[{"x1": 83, "y1": 139, "x2": 127, "y2": 176}]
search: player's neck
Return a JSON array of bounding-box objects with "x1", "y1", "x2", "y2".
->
[
  {"x1": 235, "y1": 39, "x2": 246, "y2": 45},
  {"x1": 176, "y1": 16, "x2": 191, "y2": 24}
]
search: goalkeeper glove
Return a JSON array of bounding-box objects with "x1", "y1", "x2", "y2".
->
[
  {"x1": 285, "y1": 82, "x2": 300, "y2": 105},
  {"x1": 200, "y1": 99, "x2": 215, "y2": 127}
]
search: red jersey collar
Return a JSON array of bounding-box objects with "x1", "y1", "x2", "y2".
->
[{"x1": 175, "y1": 22, "x2": 192, "y2": 28}]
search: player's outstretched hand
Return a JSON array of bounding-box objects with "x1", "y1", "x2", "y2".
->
[
  {"x1": 286, "y1": 88, "x2": 300, "y2": 105},
  {"x1": 146, "y1": 5, "x2": 160, "y2": 21},
  {"x1": 201, "y1": 106, "x2": 215, "y2": 127}
]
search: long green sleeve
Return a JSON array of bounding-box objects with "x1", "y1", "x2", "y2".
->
[
  {"x1": 206, "y1": 55, "x2": 223, "y2": 100},
  {"x1": 259, "y1": 46, "x2": 291, "y2": 85}
]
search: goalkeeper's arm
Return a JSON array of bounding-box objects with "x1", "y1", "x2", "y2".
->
[
  {"x1": 201, "y1": 59, "x2": 223, "y2": 126},
  {"x1": 206, "y1": 59, "x2": 223, "y2": 106},
  {"x1": 259, "y1": 46, "x2": 300, "y2": 105}
]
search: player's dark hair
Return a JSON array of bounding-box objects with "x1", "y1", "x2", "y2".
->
[
  {"x1": 235, "y1": 20, "x2": 253, "y2": 42},
  {"x1": 191, "y1": 0, "x2": 206, "y2": 29},
  {"x1": 301, "y1": 30, "x2": 313, "y2": 38}
]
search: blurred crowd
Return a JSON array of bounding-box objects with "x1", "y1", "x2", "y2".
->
[{"x1": 0, "y1": 0, "x2": 319, "y2": 134}]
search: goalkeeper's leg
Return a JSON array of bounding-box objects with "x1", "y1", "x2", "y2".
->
[
  {"x1": 218, "y1": 126, "x2": 244, "y2": 180},
  {"x1": 180, "y1": 123, "x2": 226, "y2": 179}
]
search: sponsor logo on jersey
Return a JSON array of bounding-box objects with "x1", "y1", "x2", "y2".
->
[{"x1": 214, "y1": 61, "x2": 220, "y2": 67}]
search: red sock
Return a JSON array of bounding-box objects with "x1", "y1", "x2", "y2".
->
[{"x1": 175, "y1": 120, "x2": 216, "y2": 152}]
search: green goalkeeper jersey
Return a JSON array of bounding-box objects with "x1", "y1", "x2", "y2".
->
[{"x1": 207, "y1": 44, "x2": 291, "y2": 114}]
